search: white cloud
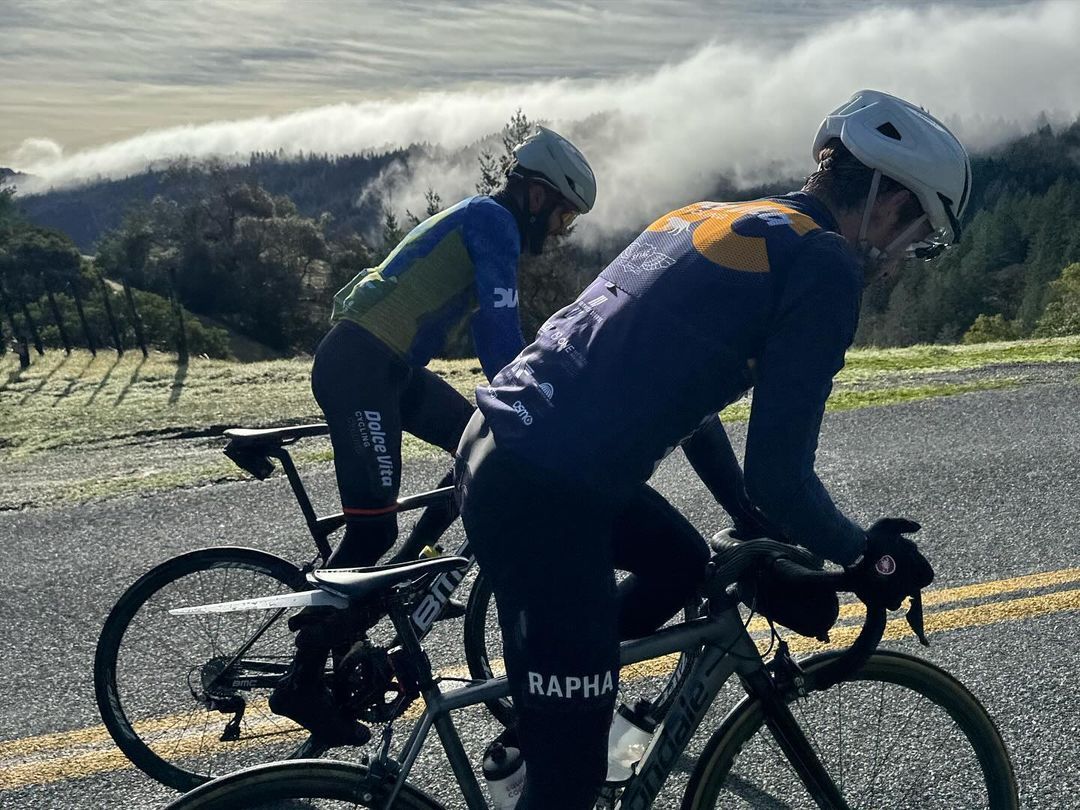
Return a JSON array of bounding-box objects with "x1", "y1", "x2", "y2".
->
[
  {"x1": 12, "y1": 1, "x2": 1078, "y2": 238},
  {"x1": 11, "y1": 138, "x2": 64, "y2": 168}
]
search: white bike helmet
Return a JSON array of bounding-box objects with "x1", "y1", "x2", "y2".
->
[
  {"x1": 511, "y1": 126, "x2": 597, "y2": 214},
  {"x1": 812, "y1": 89, "x2": 972, "y2": 259}
]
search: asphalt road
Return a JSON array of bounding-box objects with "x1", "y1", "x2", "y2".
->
[{"x1": 1, "y1": 379, "x2": 1078, "y2": 809}]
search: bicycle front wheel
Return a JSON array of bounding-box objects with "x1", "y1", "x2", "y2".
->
[
  {"x1": 682, "y1": 650, "x2": 1018, "y2": 809},
  {"x1": 163, "y1": 759, "x2": 443, "y2": 809},
  {"x1": 94, "y1": 546, "x2": 321, "y2": 791}
]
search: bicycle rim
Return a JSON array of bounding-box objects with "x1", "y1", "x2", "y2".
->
[
  {"x1": 163, "y1": 759, "x2": 443, "y2": 810},
  {"x1": 682, "y1": 650, "x2": 1018, "y2": 809},
  {"x1": 463, "y1": 571, "x2": 700, "y2": 727},
  {"x1": 95, "y1": 547, "x2": 322, "y2": 791}
]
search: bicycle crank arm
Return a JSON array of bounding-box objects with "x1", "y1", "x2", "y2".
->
[{"x1": 169, "y1": 589, "x2": 348, "y2": 615}]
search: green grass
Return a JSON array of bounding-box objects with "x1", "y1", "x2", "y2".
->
[
  {"x1": 0, "y1": 336, "x2": 1075, "y2": 506},
  {"x1": 0, "y1": 350, "x2": 481, "y2": 459},
  {"x1": 720, "y1": 379, "x2": 1020, "y2": 422},
  {"x1": 838, "y1": 335, "x2": 1080, "y2": 379}
]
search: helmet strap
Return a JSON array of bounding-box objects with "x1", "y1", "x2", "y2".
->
[
  {"x1": 882, "y1": 214, "x2": 931, "y2": 261},
  {"x1": 856, "y1": 169, "x2": 882, "y2": 249}
]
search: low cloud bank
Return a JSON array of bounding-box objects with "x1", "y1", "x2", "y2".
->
[{"x1": 11, "y1": 1, "x2": 1078, "y2": 236}]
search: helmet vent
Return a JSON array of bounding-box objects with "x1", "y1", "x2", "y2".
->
[{"x1": 877, "y1": 122, "x2": 903, "y2": 141}]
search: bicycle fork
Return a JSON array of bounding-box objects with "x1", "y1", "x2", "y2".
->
[{"x1": 742, "y1": 666, "x2": 851, "y2": 810}]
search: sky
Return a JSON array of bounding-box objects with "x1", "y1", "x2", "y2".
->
[{"x1": 3, "y1": 0, "x2": 1076, "y2": 235}]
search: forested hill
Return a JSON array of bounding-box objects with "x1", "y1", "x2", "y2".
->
[
  {"x1": 12, "y1": 148, "x2": 417, "y2": 251},
  {"x1": 857, "y1": 120, "x2": 1080, "y2": 344},
  {"x1": 4, "y1": 118, "x2": 1080, "y2": 351}
]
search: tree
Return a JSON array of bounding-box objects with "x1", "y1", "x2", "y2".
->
[
  {"x1": 1034, "y1": 262, "x2": 1080, "y2": 337},
  {"x1": 476, "y1": 108, "x2": 532, "y2": 195},
  {"x1": 380, "y1": 208, "x2": 404, "y2": 257},
  {"x1": 962, "y1": 314, "x2": 1021, "y2": 344}
]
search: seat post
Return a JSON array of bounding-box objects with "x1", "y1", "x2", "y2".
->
[
  {"x1": 268, "y1": 447, "x2": 333, "y2": 562},
  {"x1": 386, "y1": 594, "x2": 438, "y2": 692}
]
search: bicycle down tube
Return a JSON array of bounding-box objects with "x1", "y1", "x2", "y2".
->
[{"x1": 380, "y1": 598, "x2": 762, "y2": 810}]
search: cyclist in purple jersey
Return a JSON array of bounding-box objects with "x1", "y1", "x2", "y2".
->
[
  {"x1": 456, "y1": 90, "x2": 971, "y2": 809},
  {"x1": 270, "y1": 127, "x2": 597, "y2": 745}
]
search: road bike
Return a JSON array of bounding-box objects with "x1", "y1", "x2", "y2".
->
[
  {"x1": 94, "y1": 424, "x2": 695, "y2": 791},
  {"x1": 161, "y1": 534, "x2": 1019, "y2": 809}
]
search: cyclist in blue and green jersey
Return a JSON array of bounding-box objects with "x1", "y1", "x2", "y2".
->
[
  {"x1": 270, "y1": 126, "x2": 597, "y2": 744},
  {"x1": 456, "y1": 90, "x2": 970, "y2": 808}
]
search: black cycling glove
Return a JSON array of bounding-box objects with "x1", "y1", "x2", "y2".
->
[{"x1": 849, "y1": 518, "x2": 934, "y2": 610}]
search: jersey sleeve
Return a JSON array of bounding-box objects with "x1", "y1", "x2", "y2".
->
[
  {"x1": 463, "y1": 199, "x2": 526, "y2": 381},
  {"x1": 742, "y1": 235, "x2": 867, "y2": 565},
  {"x1": 682, "y1": 414, "x2": 753, "y2": 518}
]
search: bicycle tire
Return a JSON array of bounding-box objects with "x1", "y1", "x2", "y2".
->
[
  {"x1": 94, "y1": 546, "x2": 322, "y2": 792},
  {"x1": 163, "y1": 759, "x2": 443, "y2": 809},
  {"x1": 681, "y1": 650, "x2": 1019, "y2": 809},
  {"x1": 463, "y1": 571, "x2": 701, "y2": 728}
]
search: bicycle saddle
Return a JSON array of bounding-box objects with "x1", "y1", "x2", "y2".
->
[
  {"x1": 224, "y1": 423, "x2": 329, "y2": 447},
  {"x1": 309, "y1": 556, "x2": 470, "y2": 601}
]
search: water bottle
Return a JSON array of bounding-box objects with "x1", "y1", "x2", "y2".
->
[
  {"x1": 606, "y1": 699, "x2": 657, "y2": 784},
  {"x1": 482, "y1": 739, "x2": 526, "y2": 809}
]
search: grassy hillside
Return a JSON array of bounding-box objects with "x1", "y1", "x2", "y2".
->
[{"x1": 1, "y1": 336, "x2": 1078, "y2": 506}]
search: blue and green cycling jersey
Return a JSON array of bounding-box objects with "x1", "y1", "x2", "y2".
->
[{"x1": 331, "y1": 195, "x2": 524, "y2": 379}]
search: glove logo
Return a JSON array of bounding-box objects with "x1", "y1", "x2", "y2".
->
[{"x1": 875, "y1": 555, "x2": 897, "y2": 576}]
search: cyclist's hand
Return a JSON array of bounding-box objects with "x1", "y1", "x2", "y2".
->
[{"x1": 849, "y1": 518, "x2": 934, "y2": 610}]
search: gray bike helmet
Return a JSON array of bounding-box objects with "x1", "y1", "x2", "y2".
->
[{"x1": 510, "y1": 126, "x2": 597, "y2": 214}]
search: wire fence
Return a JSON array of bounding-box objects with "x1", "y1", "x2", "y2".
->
[{"x1": 1, "y1": 268, "x2": 188, "y2": 369}]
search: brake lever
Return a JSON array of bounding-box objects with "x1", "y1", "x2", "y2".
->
[{"x1": 906, "y1": 591, "x2": 930, "y2": 647}]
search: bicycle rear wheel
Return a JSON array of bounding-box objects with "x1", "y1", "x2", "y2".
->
[
  {"x1": 163, "y1": 759, "x2": 443, "y2": 809},
  {"x1": 463, "y1": 571, "x2": 700, "y2": 727},
  {"x1": 681, "y1": 650, "x2": 1018, "y2": 809},
  {"x1": 94, "y1": 546, "x2": 322, "y2": 791}
]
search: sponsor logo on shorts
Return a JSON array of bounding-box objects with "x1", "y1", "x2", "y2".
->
[
  {"x1": 527, "y1": 670, "x2": 614, "y2": 699},
  {"x1": 355, "y1": 410, "x2": 394, "y2": 487}
]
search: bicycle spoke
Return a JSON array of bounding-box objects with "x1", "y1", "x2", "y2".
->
[
  {"x1": 102, "y1": 551, "x2": 310, "y2": 788},
  {"x1": 698, "y1": 655, "x2": 1013, "y2": 810}
]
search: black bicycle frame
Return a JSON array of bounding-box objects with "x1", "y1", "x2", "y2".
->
[{"x1": 262, "y1": 440, "x2": 473, "y2": 645}]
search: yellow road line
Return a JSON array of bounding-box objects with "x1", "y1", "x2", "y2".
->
[
  {"x1": 4, "y1": 567, "x2": 1076, "y2": 762},
  {"x1": 2, "y1": 576, "x2": 1077, "y2": 792},
  {"x1": 623, "y1": 586, "x2": 1080, "y2": 678},
  {"x1": 824, "y1": 565, "x2": 1080, "y2": 627},
  {"x1": 5, "y1": 567, "x2": 1073, "y2": 761}
]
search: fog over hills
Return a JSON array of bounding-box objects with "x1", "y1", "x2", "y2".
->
[{"x1": 7, "y1": 1, "x2": 1078, "y2": 241}]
